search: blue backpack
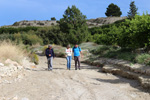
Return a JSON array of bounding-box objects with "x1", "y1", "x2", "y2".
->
[{"x1": 73, "y1": 46, "x2": 81, "y2": 52}]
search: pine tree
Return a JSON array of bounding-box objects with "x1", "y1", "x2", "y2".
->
[
  {"x1": 105, "y1": 3, "x2": 122, "y2": 17},
  {"x1": 128, "y1": 1, "x2": 138, "y2": 18},
  {"x1": 51, "y1": 17, "x2": 56, "y2": 21},
  {"x1": 58, "y1": 5, "x2": 89, "y2": 45}
]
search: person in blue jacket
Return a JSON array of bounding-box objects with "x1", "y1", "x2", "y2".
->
[
  {"x1": 73, "y1": 44, "x2": 82, "y2": 70},
  {"x1": 45, "y1": 45, "x2": 55, "y2": 71}
]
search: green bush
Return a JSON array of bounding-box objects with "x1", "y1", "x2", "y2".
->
[
  {"x1": 136, "y1": 54, "x2": 150, "y2": 65},
  {"x1": 90, "y1": 13, "x2": 150, "y2": 49},
  {"x1": 29, "y1": 53, "x2": 39, "y2": 65},
  {"x1": 0, "y1": 27, "x2": 39, "y2": 34},
  {"x1": 42, "y1": 45, "x2": 48, "y2": 55},
  {"x1": 91, "y1": 45, "x2": 137, "y2": 62},
  {"x1": 21, "y1": 33, "x2": 43, "y2": 45}
]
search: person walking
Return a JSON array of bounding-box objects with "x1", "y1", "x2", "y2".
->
[
  {"x1": 45, "y1": 45, "x2": 55, "y2": 71},
  {"x1": 65, "y1": 44, "x2": 72, "y2": 70},
  {"x1": 73, "y1": 44, "x2": 82, "y2": 70}
]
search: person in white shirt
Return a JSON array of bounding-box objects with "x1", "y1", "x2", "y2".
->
[{"x1": 65, "y1": 44, "x2": 72, "y2": 70}]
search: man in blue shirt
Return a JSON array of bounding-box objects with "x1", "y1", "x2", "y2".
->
[
  {"x1": 73, "y1": 44, "x2": 82, "y2": 70},
  {"x1": 45, "y1": 45, "x2": 55, "y2": 71}
]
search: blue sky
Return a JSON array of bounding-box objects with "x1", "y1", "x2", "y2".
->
[{"x1": 0, "y1": 0, "x2": 150, "y2": 26}]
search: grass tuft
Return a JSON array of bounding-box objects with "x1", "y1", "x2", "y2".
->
[{"x1": 0, "y1": 40, "x2": 25, "y2": 63}]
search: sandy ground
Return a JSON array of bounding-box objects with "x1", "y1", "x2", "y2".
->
[{"x1": 0, "y1": 56, "x2": 150, "y2": 100}]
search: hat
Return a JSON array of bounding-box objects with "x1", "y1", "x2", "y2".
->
[
  {"x1": 48, "y1": 45, "x2": 52, "y2": 48},
  {"x1": 67, "y1": 44, "x2": 71, "y2": 48}
]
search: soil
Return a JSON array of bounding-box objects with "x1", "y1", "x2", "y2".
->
[{"x1": 0, "y1": 56, "x2": 150, "y2": 100}]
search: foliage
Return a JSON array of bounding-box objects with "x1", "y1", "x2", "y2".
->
[
  {"x1": 0, "y1": 27, "x2": 39, "y2": 34},
  {"x1": 35, "y1": 26, "x2": 67, "y2": 45},
  {"x1": 29, "y1": 52, "x2": 39, "y2": 65},
  {"x1": 90, "y1": 14, "x2": 150, "y2": 49},
  {"x1": 105, "y1": 3, "x2": 122, "y2": 17},
  {"x1": 51, "y1": 17, "x2": 56, "y2": 21},
  {"x1": 91, "y1": 45, "x2": 137, "y2": 63},
  {"x1": 13, "y1": 32, "x2": 43, "y2": 45},
  {"x1": 58, "y1": 5, "x2": 89, "y2": 45},
  {"x1": 135, "y1": 54, "x2": 150, "y2": 65},
  {"x1": 118, "y1": 14, "x2": 150, "y2": 48},
  {"x1": 128, "y1": 1, "x2": 138, "y2": 18}
]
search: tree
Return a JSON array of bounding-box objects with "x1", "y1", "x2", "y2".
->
[
  {"x1": 127, "y1": 1, "x2": 138, "y2": 18},
  {"x1": 51, "y1": 17, "x2": 56, "y2": 21},
  {"x1": 58, "y1": 5, "x2": 89, "y2": 45},
  {"x1": 105, "y1": 3, "x2": 122, "y2": 17}
]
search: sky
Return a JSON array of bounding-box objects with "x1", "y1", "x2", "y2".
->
[{"x1": 0, "y1": 0, "x2": 150, "y2": 26}]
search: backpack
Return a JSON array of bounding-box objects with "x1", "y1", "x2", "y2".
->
[{"x1": 73, "y1": 46, "x2": 81, "y2": 52}]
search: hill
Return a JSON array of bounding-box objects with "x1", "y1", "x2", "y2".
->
[
  {"x1": 87, "y1": 16, "x2": 127, "y2": 28},
  {"x1": 2, "y1": 16, "x2": 127, "y2": 28}
]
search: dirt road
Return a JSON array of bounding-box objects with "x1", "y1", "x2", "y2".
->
[{"x1": 0, "y1": 56, "x2": 150, "y2": 100}]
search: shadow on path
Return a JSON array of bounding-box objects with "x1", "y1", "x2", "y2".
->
[{"x1": 93, "y1": 75, "x2": 150, "y2": 93}]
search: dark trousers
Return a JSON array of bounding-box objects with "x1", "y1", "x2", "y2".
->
[{"x1": 74, "y1": 56, "x2": 80, "y2": 70}]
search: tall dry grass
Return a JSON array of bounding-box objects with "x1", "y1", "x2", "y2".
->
[{"x1": 0, "y1": 41, "x2": 25, "y2": 63}]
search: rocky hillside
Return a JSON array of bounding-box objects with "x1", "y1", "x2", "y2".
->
[
  {"x1": 11, "y1": 20, "x2": 57, "y2": 27},
  {"x1": 87, "y1": 16, "x2": 127, "y2": 27},
  {"x1": 3, "y1": 16, "x2": 127, "y2": 27}
]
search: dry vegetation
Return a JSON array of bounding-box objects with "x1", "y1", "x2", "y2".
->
[{"x1": 0, "y1": 41, "x2": 25, "y2": 63}]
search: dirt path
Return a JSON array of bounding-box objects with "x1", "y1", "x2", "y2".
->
[{"x1": 0, "y1": 56, "x2": 150, "y2": 100}]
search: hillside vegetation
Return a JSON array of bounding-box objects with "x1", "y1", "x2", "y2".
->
[
  {"x1": 0, "y1": 14, "x2": 150, "y2": 49},
  {"x1": 1, "y1": 13, "x2": 150, "y2": 66},
  {"x1": 90, "y1": 14, "x2": 150, "y2": 49}
]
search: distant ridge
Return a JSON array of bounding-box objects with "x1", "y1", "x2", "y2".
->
[
  {"x1": 2, "y1": 16, "x2": 127, "y2": 28},
  {"x1": 87, "y1": 16, "x2": 127, "y2": 28}
]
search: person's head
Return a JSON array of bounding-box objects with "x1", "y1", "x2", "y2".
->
[
  {"x1": 75, "y1": 44, "x2": 78, "y2": 48},
  {"x1": 48, "y1": 45, "x2": 52, "y2": 49},
  {"x1": 67, "y1": 44, "x2": 71, "y2": 49}
]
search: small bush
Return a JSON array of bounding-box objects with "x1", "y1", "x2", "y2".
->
[
  {"x1": 42, "y1": 46, "x2": 48, "y2": 55},
  {"x1": 29, "y1": 53, "x2": 39, "y2": 65},
  {"x1": 136, "y1": 54, "x2": 150, "y2": 65}
]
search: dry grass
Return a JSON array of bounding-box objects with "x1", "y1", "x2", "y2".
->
[{"x1": 0, "y1": 41, "x2": 25, "y2": 63}]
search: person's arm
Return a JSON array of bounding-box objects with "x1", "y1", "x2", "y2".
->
[
  {"x1": 45, "y1": 49, "x2": 48, "y2": 57},
  {"x1": 79, "y1": 47, "x2": 82, "y2": 58},
  {"x1": 65, "y1": 49, "x2": 68, "y2": 57},
  {"x1": 70, "y1": 48, "x2": 72, "y2": 57},
  {"x1": 52, "y1": 49, "x2": 55, "y2": 58},
  {"x1": 72, "y1": 47, "x2": 74, "y2": 53}
]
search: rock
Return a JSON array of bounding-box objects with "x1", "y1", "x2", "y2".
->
[
  {"x1": 0, "y1": 63, "x2": 4, "y2": 67},
  {"x1": 146, "y1": 69, "x2": 150, "y2": 75},
  {"x1": 5, "y1": 59, "x2": 20, "y2": 67},
  {"x1": 12, "y1": 95, "x2": 18, "y2": 100},
  {"x1": 22, "y1": 97, "x2": 29, "y2": 100},
  {"x1": 17, "y1": 75, "x2": 23, "y2": 79}
]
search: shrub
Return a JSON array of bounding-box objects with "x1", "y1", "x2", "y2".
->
[
  {"x1": 91, "y1": 45, "x2": 137, "y2": 62},
  {"x1": 21, "y1": 33, "x2": 43, "y2": 45},
  {"x1": 29, "y1": 53, "x2": 39, "y2": 65},
  {"x1": 136, "y1": 54, "x2": 150, "y2": 65},
  {"x1": 42, "y1": 45, "x2": 48, "y2": 55},
  {"x1": 0, "y1": 40, "x2": 25, "y2": 63}
]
